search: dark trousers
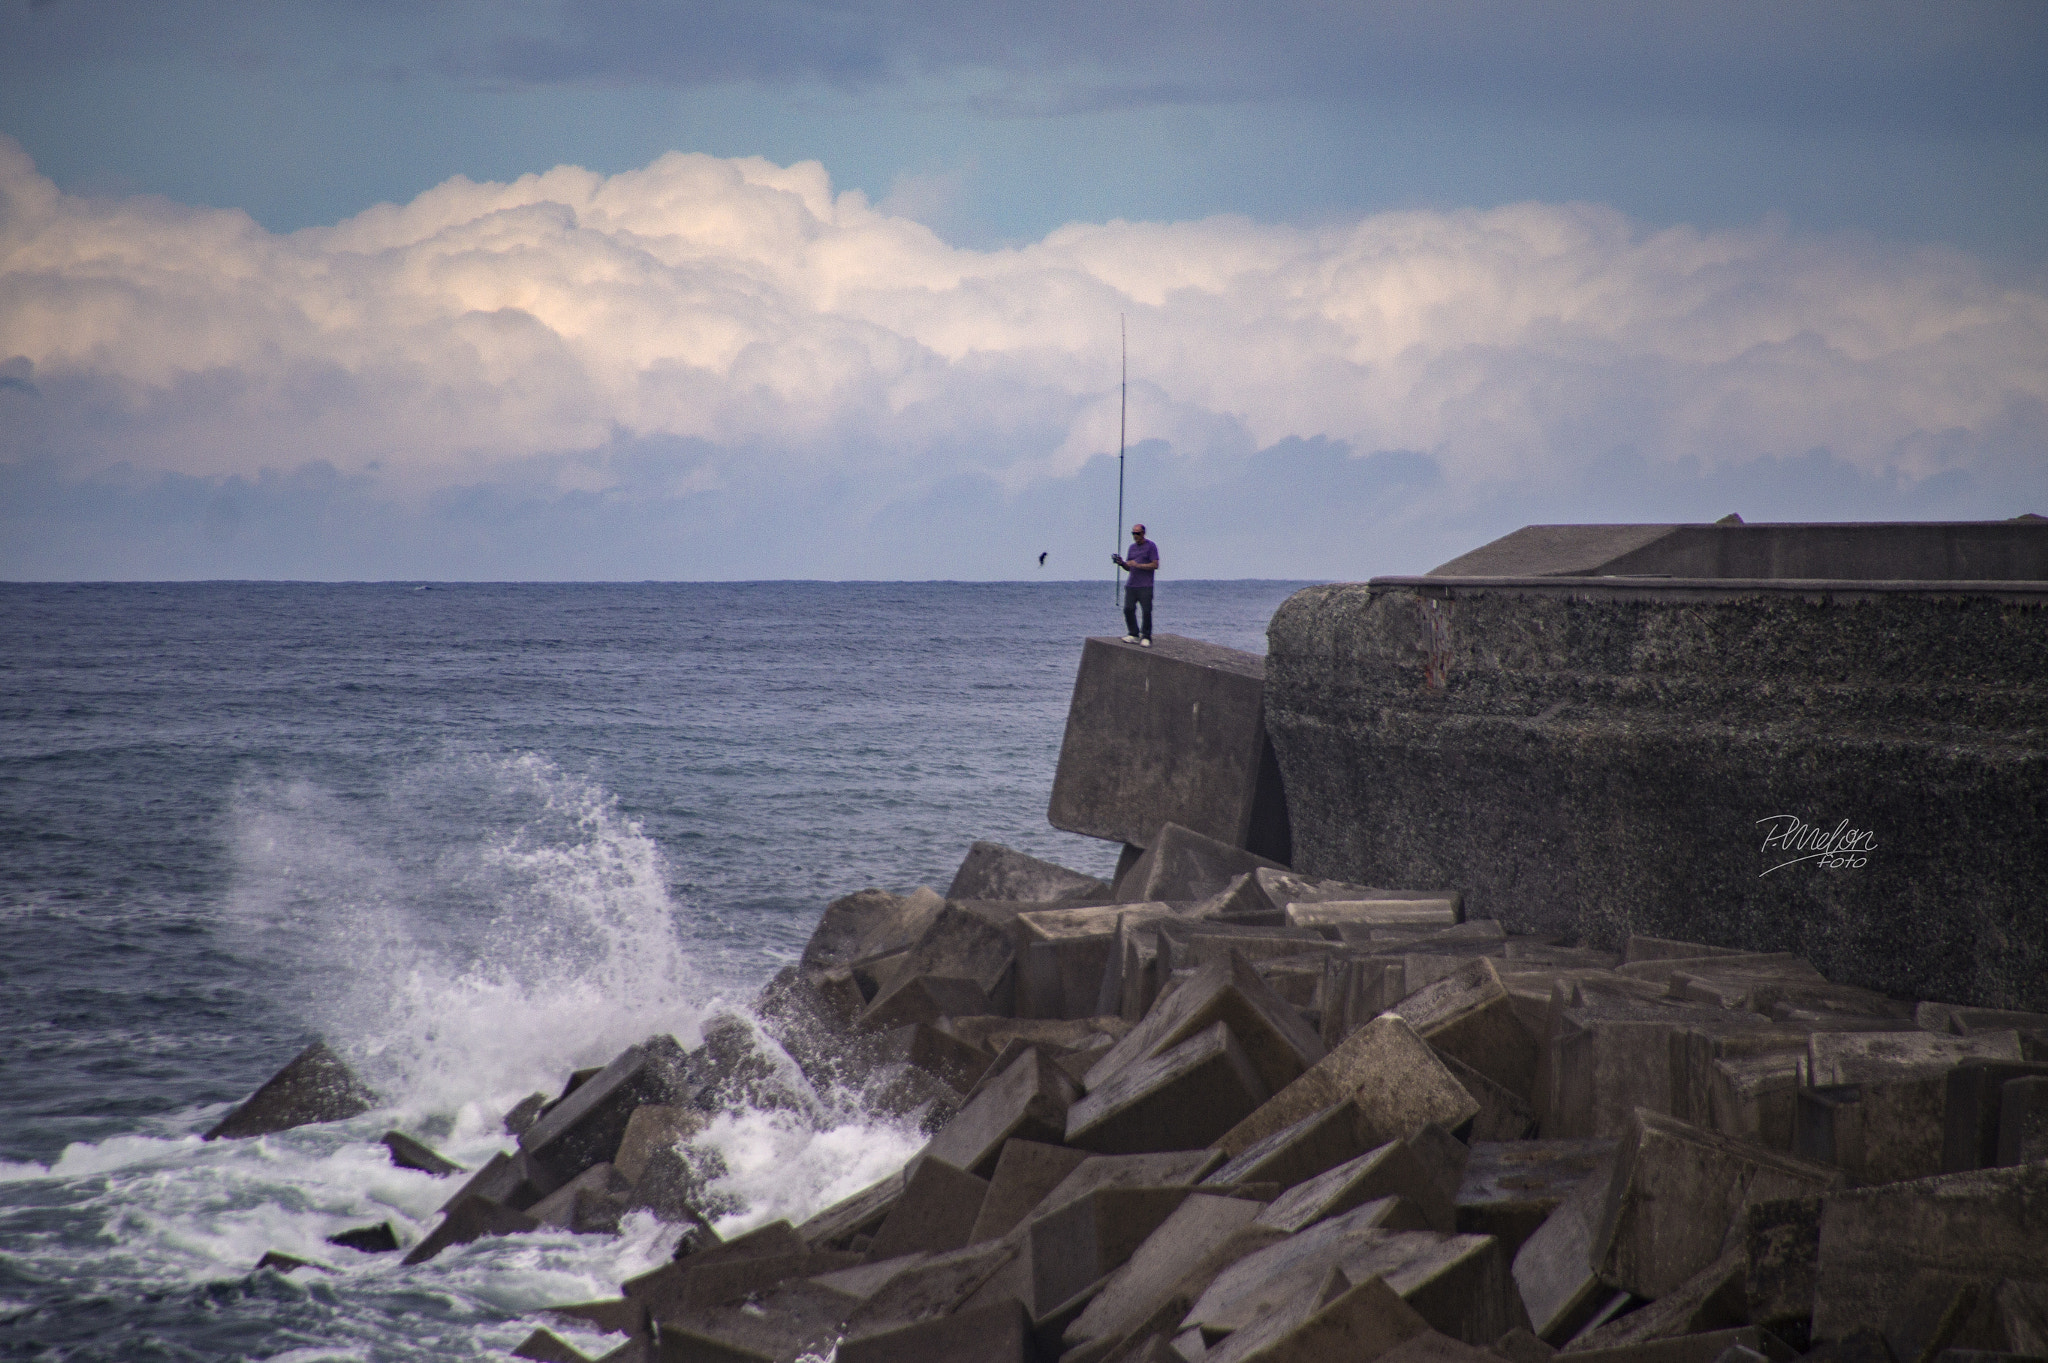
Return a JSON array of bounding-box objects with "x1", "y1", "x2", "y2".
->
[{"x1": 1123, "y1": 585, "x2": 1153, "y2": 640}]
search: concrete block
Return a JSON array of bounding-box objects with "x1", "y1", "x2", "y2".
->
[
  {"x1": 1204, "y1": 1270, "x2": 1435, "y2": 1363},
  {"x1": 520, "y1": 1036, "x2": 691, "y2": 1182},
  {"x1": 1117, "y1": 822, "x2": 1292, "y2": 904},
  {"x1": 1086, "y1": 950, "x2": 1324, "y2": 1102},
  {"x1": 1799, "y1": 1030, "x2": 2027, "y2": 1183},
  {"x1": 922, "y1": 1048, "x2": 1076, "y2": 1177},
  {"x1": 1067, "y1": 1021, "x2": 1270, "y2": 1154},
  {"x1": 1287, "y1": 899, "x2": 1463, "y2": 931},
  {"x1": 1594, "y1": 1110, "x2": 1842, "y2": 1301},
  {"x1": 1559, "y1": 1329, "x2": 1796, "y2": 1363},
  {"x1": 1247, "y1": 1135, "x2": 1458, "y2": 1235},
  {"x1": 1188, "y1": 1200, "x2": 1429, "y2": 1337},
  {"x1": 512, "y1": 1327, "x2": 590, "y2": 1363},
  {"x1": 503, "y1": 1091, "x2": 549, "y2": 1137},
  {"x1": 1438, "y1": 1048, "x2": 1536, "y2": 1141},
  {"x1": 614, "y1": 1106, "x2": 707, "y2": 1186},
  {"x1": 403, "y1": 1193, "x2": 539, "y2": 1264},
  {"x1": 1995, "y1": 1077, "x2": 2048, "y2": 1166},
  {"x1": 887, "y1": 900, "x2": 1023, "y2": 1016},
  {"x1": 441, "y1": 1148, "x2": 563, "y2": 1214},
  {"x1": 382, "y1": 1131, "x2": 462, "y2": 1176},
  {"x1": 1563, "y1": 1246, "x2": 1747, "y2": 1352},
  {"x1": 865, "y1": 1158, "x2": 990, "y2": 1263},
  {"x1": 1015, "y1": 902, "x2": 1179, "y2": 1020},
  {"x1": 1040, "y1": 1150, "x2": 1228, "y2": 1213},
  {"x1": 1742, "y1": 1195, "x2": 1823, "y2": 1340},
  {"x1": 950, "y1": 840, "x2": 1112, "y2": 903},
  {"x1": 1030, "y1": 1185, "x2": 1195, "y2": 1317},
  {"x1": 836, "y1": 1298, "x2": 1036, "y2": 1363},
  {"x1": 1394, "y1": 959, "x2": 1540, "y2": 1102},
  {"x1": 1048, "y1": 636, "x2": 1291, "y2": 862},
  {"x1": 970, "y1": 1139, "x2": 1093, "y2": 1243},
  {"x1": 1542, "y1": 997, "x2": 1773, "y2": 1140},
  {"x1": 326, "y1": 1222, "x2": 399, "y2": 1253},
  {"x1": 945, "y1": 1014, "x2": 1132, "y2": 1055},
  {"x1": 651, "y1": 1278, "x2": 847, "y2": 1361},
  {"x1": 858, "y1": 972, "x2": 995, "y2": 1033},
  {"x1": 529, "y1": 1163, "x2": 633, "y2": 1234},
  {"x1": 204, "y1": 1040, "x2": 377, "y2": 1140},
  {"x1": 254, "y1": 1250, "x2": 317, "y2": 1273},
  {"x1": 1454, "y1": 1140, "x2": 1614, "y2": 1262},
  {"x1": 799, "y1": 886, "x2": 946, "y2": 974},
  {"x1": 1702, "y1": 1052, "x2": 1804, "y2": 1151},
  {"x1": 1377, "y1": 1333, "x2": 1510, "y2": 1363},
  {"x1": 1512, "y1": 1149, "x2": 1623, "y2": 1344},
  {"x1": 1062, "y1": 1194, "x2": 1278, "y2": 1356},
  {"x1": 838, "y1": 1239, "x2": 1023, "y2": 1342},
  {"x1": 542, "y1": 1297, "x2": 650, "y2": 1338},
  {"x1": 1320, "y1": 956, "x2": 1411, "y2": 1048},
  {"x1": 1216, "y1": 1013, "x2": 1479, "y2": 1159},
  {"x1": 1203, "y1": 1101, "x2": 1373, "y2": 1194},
  {"x1": 1196, "y1": 1224, "x2": 1523, "y2": 1345},
  {"x1": 797, "y1": 1169, "x2": 904, "y2": 1250},
  {"x1": 1942, "y1": 1062, "x2": 2048, "y2": 1172},
  {"x1": 1153, "y1": 921, "x2": 1332, "y2": 975}
]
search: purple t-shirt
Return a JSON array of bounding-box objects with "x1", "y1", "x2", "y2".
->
[{"x1": 1123, "y1": 539, "x2": 1158, "y2": 588}]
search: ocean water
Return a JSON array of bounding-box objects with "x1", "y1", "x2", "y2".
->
[{"x1": 0, "y1": 580, "x2": 1307, "y2": 1362}]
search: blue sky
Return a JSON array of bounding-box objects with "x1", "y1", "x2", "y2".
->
[{"x1": 2, "y1": 1, "x2": 2044, "y2": 579}]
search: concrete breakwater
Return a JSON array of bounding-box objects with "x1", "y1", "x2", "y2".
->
[{"x1": 202, "y1": 590, "x2": 2047, "y2": 1363}]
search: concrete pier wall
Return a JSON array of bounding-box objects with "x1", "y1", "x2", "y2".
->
[{"x1": 1261, "y1": 521, "x2": 2048, "y2": 1011}]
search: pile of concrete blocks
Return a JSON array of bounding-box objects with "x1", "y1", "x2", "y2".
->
[{"x1": 319, "y1": 832, "x2": 2024, "y2": 1363}]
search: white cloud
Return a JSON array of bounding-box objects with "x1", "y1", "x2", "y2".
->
[{"x1": 1, "y1": 136, "x2": 2043, "y2": 579}]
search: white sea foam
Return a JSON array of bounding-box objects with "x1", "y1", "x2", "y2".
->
[{"x1": 0, "y1": 753, "x2": 925, "y2": 1359}]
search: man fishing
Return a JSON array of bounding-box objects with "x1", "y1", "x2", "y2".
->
[{"x1": 1112, "y1": 524, "x2": 1159, "y2": 645}]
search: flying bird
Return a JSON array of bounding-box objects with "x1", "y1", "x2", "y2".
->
[{"x1": 1038, "y1": 552, "x2": 1048, "y2": 566}]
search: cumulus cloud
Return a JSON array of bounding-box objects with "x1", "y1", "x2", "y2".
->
[{"x1": 0, "y1": 135, "x2": 2043, "y2": 579}]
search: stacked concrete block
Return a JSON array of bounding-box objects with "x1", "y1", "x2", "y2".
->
[{"x1": 205, "y1": 785, "x2": 2048, "y2": 1363}]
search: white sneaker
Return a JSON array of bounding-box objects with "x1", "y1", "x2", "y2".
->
[
  {"x1": 1122, "y1": 634, "x2": 1140, "y2": 643},
  {"x1": 1140, "y1": 638, "x2": 1152, "y2": 646}
]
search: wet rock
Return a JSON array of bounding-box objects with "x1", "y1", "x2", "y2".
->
[
  {"x1": 503, "y1": 1092, "x2": 549, "y2": 1138},
  {"x1": 528, "y1": 1163, "x2": 633, "y2": 1234},
  {"x1": 541, "y1": 1297, "x2": 648, "y2": 1338},
  {"x1": 203, "y1": 1040, "x2": 377, "y2": 1141},
  {"x1": 511, "y1": 1327, "x2": 590, "y2": 1363},
  {"x1": 518, "y1": 1034, "x2": 691, "y2": 1182},
  {"x1": 651, "y1": 1278, "x2": 848, "y2": 1361},
  {"x1": 610, "y1": 1105, "x2": 705, "y2": 1187},
  {"x1": 325, "y1": 1222, "x2": 399, "y2": 1254},
  {"x1": 254, "y1": 1250, "x2": 319, "y2": 1273},
  {"x1": 859, "y1": 972, "x2": 996, "y2": 1033},
  {"x1": 402, "y1": 1193, "x2": 539, "y2": 1264},
  {"x1": 797, "y1": 1168, "x2": 905, "y2": 1250},
  {"x1": 440, "y1": 1148, "x2": 562, "y2": 1214},
  {"x1": 381, "y1": 1130, "x2": 462, "y2": 1176}
]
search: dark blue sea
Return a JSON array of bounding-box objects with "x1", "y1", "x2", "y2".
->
[{"x1": 0, "y1": 580, "x2": 1307, "y2": 1362}]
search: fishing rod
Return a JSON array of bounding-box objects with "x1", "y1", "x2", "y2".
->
[{"x1": 1115, "y1": 314, "x2": 1126, "y2": 606}]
